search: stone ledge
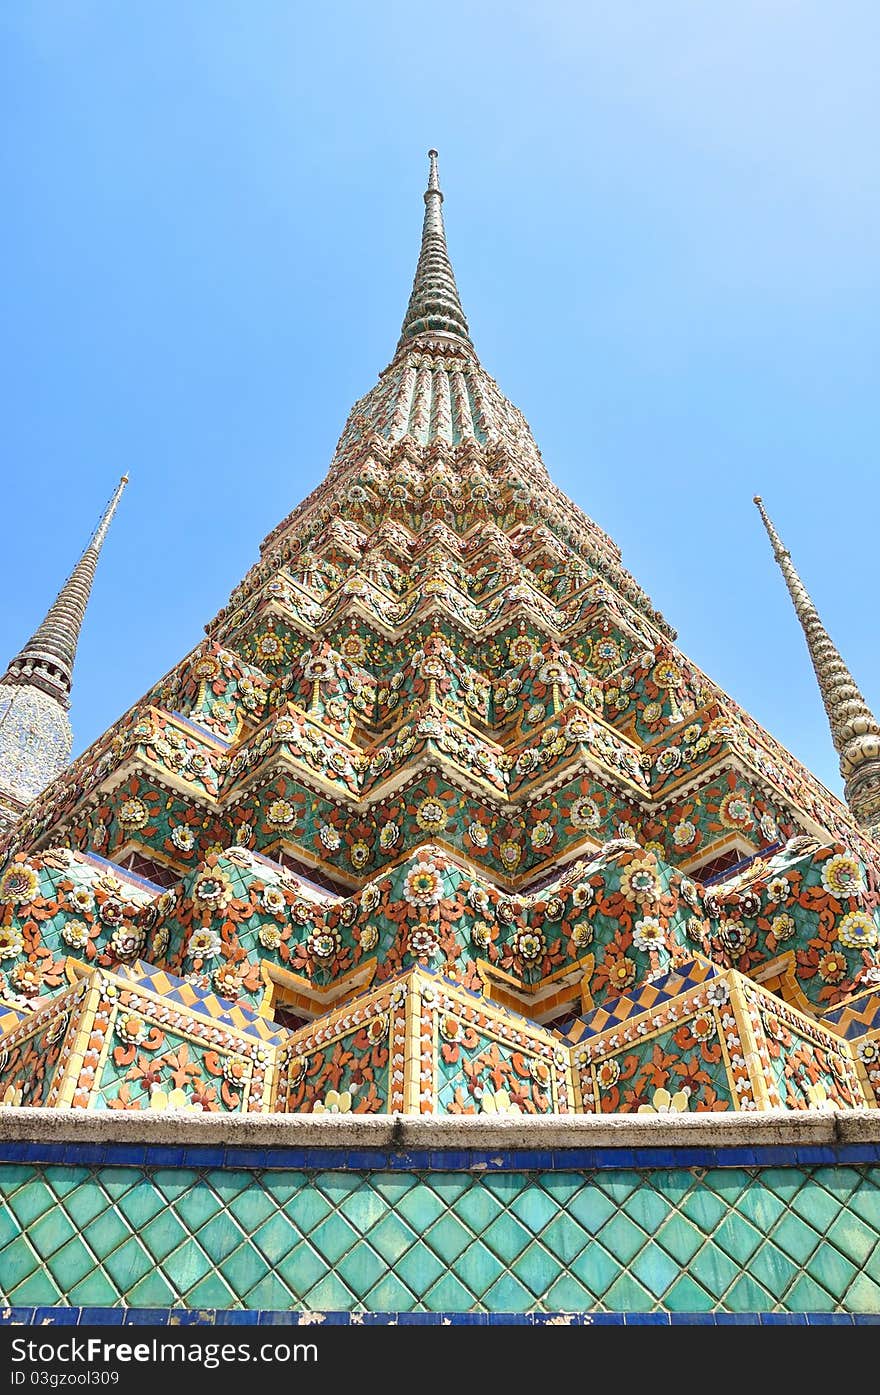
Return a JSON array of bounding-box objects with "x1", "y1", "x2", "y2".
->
[{"x1": 1, "y1": 1107, "x2": 879, "y2": 1150}]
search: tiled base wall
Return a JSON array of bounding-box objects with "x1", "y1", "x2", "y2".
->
[{"x1": 3, "y1": 1143, "x2": 880, "y2": 1317}]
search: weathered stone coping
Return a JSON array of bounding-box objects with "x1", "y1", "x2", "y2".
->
[{"x1": 1, "y1": 1107, "x2": 880, "y2": 1150}]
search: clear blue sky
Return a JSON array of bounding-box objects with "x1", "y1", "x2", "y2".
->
[{"x1": 1, "y1": 3, "x2": 878, "y2": 799}]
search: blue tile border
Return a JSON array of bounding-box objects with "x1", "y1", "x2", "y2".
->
[
  {"x1": 0, "y1": 1308, "x2": 871, "y2": 1325},
  {"x1": 3, "y1": 1140, "x2": 880, "y2": 1171}
]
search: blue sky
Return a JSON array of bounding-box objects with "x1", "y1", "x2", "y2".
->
[{"x1": 1, "y1": 3, "x2": 878, "y2": 798}]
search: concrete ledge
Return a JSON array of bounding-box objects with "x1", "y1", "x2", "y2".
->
[{"x1": 1, "y1": 1107, "x2": 879, "y2": 1150}]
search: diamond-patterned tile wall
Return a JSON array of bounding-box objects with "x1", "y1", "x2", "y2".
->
[{"x1": 2, "y1": 1160, "x2": 880, "y2": 1313}]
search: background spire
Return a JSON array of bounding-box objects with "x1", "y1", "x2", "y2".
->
[
  {"x1": 397, "y1": 149, "x2": 472, "y2": 349},
  {"x1": 754, "y1": 494, "x2": 880, "y2": 828},
  {"x1": 2, "y1": 475, "x2": 128, "y2": 709}
]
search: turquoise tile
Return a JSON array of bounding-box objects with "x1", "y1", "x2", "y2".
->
[
  {"x1": 595, "y1": 1171, "x2": 641, "y2": 1206},
  {"x1": 734, "y1": 1183, "x2": 786, "y2": 1232},
  {"x1": 545, "y1": 1273, "x2": 594, "y2": 1312},
  {"x1": 283, "y1": 1189, "x2": 331, "y2": 1230},
  {"x1": 103, "y1": 1237, "x2": 153, "y2": 1290},
  {"x1": 397, "y1": 1186, "x2": 446, "y2": 1232},
  {"x1": 127, "y1": 1269, "x2": 179, "y2": 1307},
  {"x1": 481, "y1": 1212, "x2": 532, "y2": 1265},
  {"x1": 595, "y1": 1214, "x2": 646, "y2": 1266},
  {"x1": 312, "y1": 1172, "x2": 362, "y2": 1204},
  {"x1": 366, "y1": 1212, "x2": 418, "y2": 1266},
  {"x1": 539, "y1": 1214, "x2": 588, "y2": 1265},
  {"x1": 848, "y1": 1182, "x2": 880, "y2": 1231},
  {"x1": 622, "y1": 1187, "x2": 669, "y2": 1234},
  {"x1": 724, "y1": 1272, "x2": 773, "y2": 1312},
  {"x1": 603, "y1": 1271, "x2": 653, "y2": 1311},
  {"x1": 277, "y1": 1241, "x2": 328, "y2": 1298},
  {"x1": 650, "y1": 1171, "x2": 695, "y2": 1206},
  {"x1": 46, "y1": 1236, "x2": 99, "y2": 1291},
  {"x1": 538, "y1": 1172, "x2": 583, "y2": 1203},
  {"x1": 426, "y1": 1173, "x2": 472, "y2": 1204},
  {"x1": 0, "y1": 1236, "x2": 40, "y2": 1294},
  {"x1": 262, "y1": 1171, "x2": 309, "y2": 1204},
  {"x1": 516, "y1": 1241, "x2": 564, "y2": 1297},
  {"x1": 196, "y1": 1213, "x2": 247, "y2": 1265},
  {"x1": 805, "y1": 1243, "x2": 857, "y2": 1300},
  {"x1": 812, "y1": 1167, "x2": 861, "y2": 1201},
  {"x1": 680, "y1": 1187, "x2": 728, "y2": 1234},
  {"x1": 769, "y1": 1212, "x2": 822, "y2": 1266},
  {"x1": 251, "y1": 1214, "x2": 299, "y2": 1267},
  {"x1": 396, "y1": 1241, "x2": 447, "y2": 1296},
  {"x1": 61, "y1": 1185, "x2": 107, "y2": 1229},
  {"x1": 452, "y1": 1240, "x2": 506, "y2": 1298},
  {"x1": 480, "y1": 1173, "x2": 527, "y2": 1203},
  {"x1": 162, "y1": 1237, "x2": 214, "y2": 1295},
  {"x1": 83, "y1": 1210, "x2": 130, "y2": 1259},
  {"x1": 117, "y1": 1183, "x2": 167, "y2": 1229},
  {"x1": 151, "y1": 1170, "x2": 197, "y2": 1203},
  {"x1": 0, "y1": 1165, "x2": 37, "y2": 1189},
  {"x1": 571, "y1": 1242, "x2": 622, "y2": 1299},
  {"x1": 662, "y1": 1273, "x2": 714, "y2": 1312},
  {"x1": 754, "y1": 1169, "x2": 805, "y2": 1203},
  {"x1": 243, "y1": 1273, "x2": 297, "y2": 1310},
  {"x1": 208, "y1": 1171, "x2": 253, "y2": 1202},
  {"x1": 67, "y1": 1269, "x2": 120, "y2": 1306},
  {"x1": 655, "y1": 1214, "x2": 703, "y2": 1266},
  {"x1": 483, "y1": 1271, "x2": 533, "y2": 1312},
  {"x1": 785, "y1": 1273, "x2": 841, "y2": 1312},
  {"x1": 826, "y1": 1213, "x2": 877, "y2": 1267},
  {"x1": 303, "y1": 1273, "x2": 357, "y2": 1311},
  {"x1": 362, "y1": 1272, "x2": 417, "y2": 1311},
  {"x1": 42, "y1": 1166, "x2": 91, "y2": 1196},
  {"x1": 336, "y1": 1243, "x2": 387, "y2": 1297},
  {"x1": 844, "y1": 1272, "x2": 880, "y2": 1314},
  {"x1": 219, "y1": 1245, "x2": 271, "y2": 1299},
  {"x1": 29, "y1": 1208, "x2": 76, "y2": 1260},
  {"x1": 369, "y1": 1172, "x2": 418, "y2": 1205},
  {"x1": 184, "y1": 1272, "x2": 237, "y2": 1308},
  {"x1": 422, "y1": 1271, "x2": 478, "y2": 1313},
  {"x1": 712, "y1": 1214, "x2": 763, "y2": 1266},
  {"x1": 749, "y1": 1242, "x2": 799, "y2": 1298},
  {"x1": 338, "y1": 1186, "x2": 387, "y2": 1235},
  {"x1": 7, "y1": 1181, "x2": 55, "y2": 1227},
  {"x1": 310, "y1": 1214, "x2": 358, "y2": 1266},
  {"x1": 629, "y1": 1241, "x2": 680, "y2": 1300},
  {"x1": 141, "y1": 1212, "x2": 188, "y2": 1264},
  {"x1": 567, "y1": 1188, "x2": 616, "y2": 1234},
  {"x1": 175, "y1": 1187, "x2": 224, "y2": 1230},
  {"x1": 8, "y1": 1270, "x2": 63, "y2": 1306},
  {"x1": 424, "y1": 1215, "x2": 473, "y2": 1265},
  {"x1": 228, "y1": 1189, "x2": 277, "y2": 1230},
  {"x1": 0, "y1": 1207, "x2": 19, "y2": 1248},
  {"x1": 99, "y1": 1169, "x2": 144, "y2": 1201},
  {"x1": 791, "y1": 1185, "x2": 840, "y2": 1235},
  {"x1": 689, "y1": 1242, "x2": 740, "y2": 1298}
]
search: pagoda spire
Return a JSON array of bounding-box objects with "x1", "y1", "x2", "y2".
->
[
  {"x1": 2, "y1": 475, "x2": 128, "y2": 709},
  {"x1": 397, "y1": 149, "x2": 472, "y2": 349},
  {"x1": 754, "y1": 494, "x2": 880, "y2": 828}
]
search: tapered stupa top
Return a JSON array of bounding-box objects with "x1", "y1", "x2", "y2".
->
[
  {"x1": 754, "y1": 494, "x2": 880, "y2": 828},
  {"x1": 2, "y1": 475, "x2": 128, "y2": 709},
  {"x1": 397, "y1": 149, "x2": 472, "y2": 349}
]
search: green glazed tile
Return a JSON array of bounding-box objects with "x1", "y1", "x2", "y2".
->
[
  {"x1": 362, "y1": 1272, "x2": 416, "y2": 1311},
  {"x1": 0, "y1": 1165, "x2": 37, "y2": 1189},
  {"x1": 680, "y1": 1188, "x2": 728, "y2": 1234},
  {"x1": 184, "y1": 1272, "x2": 237, "y2": 1309},
  {"x1": 208, "y1": 1171, "x2": 253, "y2": 1202},
  {"x1": 0, "y1": 1236, "x2": 40, "y2": 1294},
  {"x1": 312, "y1": 1172, "x2": 362, "y2": 1204},
  {"x1": 67, "y1": 1269, "x2": 120, "y2": 1306},
  {"x1": 151, "y1": 1170, "x2": 199, "y2": 1203},
  {"x1": 712, "y1": 1214, "x2": 763, "y2": 1266},
  {"x1": 228, "y1": 1189, "x2": 277, "y2": 1230},
  {"x1": 753, "y1": 1169, "x2": 804, "y2": 1203},
  {"x1": 117, "y1": 1182, "x2": 167, "y2": 1229},
  {"x1": 282, "y1": 1188, "x2": 332, "y2": 1231},
  {"x1": 509, "y1": 1187, "x2": 558, "y2": 1235},
  {"x1": 262, "y1": 1171, "x2": 308, "y2": 1205},
  {"x1": 480, "y1": 1212, "x2": 532, "y2": 1266},
  {"x1": 545, "y1": 1273, "x2": 594, "y2": 1312},
  {"x1": 785, "y1": 1272, "x2": 841, "y2": 1312},
  {"x1": 240, "y1": 1272, "x2": 295, "y2": 1309},
  {"x1": 98, "y1": 1168, "x2": 144, "y2": 1201},
  {"x1": 0, "y1": 1208, "x2": 19, "y2": 1248},
  {"x1": 27, "y1": 1208, "x2": 76, "y2": 1261},
  {"x1": 8, "y1": 1270, "x2": 63, "y2": 1306},
  {"x1": 175, "y1": 1187, "x2": 224, "y2": 1231},
  {"x1": 368, "y1": 1172, "x2": 418, "y2": 1205},
  {"x1": 219, "y1": 1246, "x2": 271, "y2": 1298},
  {"x1": 480, "y1": 1173, "x2": 526, "y2": 1203},
  {"x1": 567, "y1": 1188, "x2": 616, "y2": 1235},
  {"x1": 622, "y1": 1187, "x2": 669, "y2": 1234},
  {"x1": 7, "y1": 1181, "x2": 55, "y2": 1227},
  {"x1": 193, "y1": 1212, "x2": 246, "y2": 1266},
  {"x1": 769, "y1": 1212, "x2": 822, "y2": 1266},
  {"x1": 397, "y1": 1186, "x2": 446, "y2": 1232},
  {"x1": 163, "y1": 1237, "x2": 215, "y2": 1294},
  {"x1": 848, "y1": 1184, "x2": 880, "y2": 1231},
  {"x1": 594, "y1": 1171, "x2": 641, "y2": 1206},
  {"x1": 251, "y1": 1215, "x2": 298, "y2": 1267},
  {"x1": 812, "y1": 1167, "x2": 861, "y2": 1201},
  {"x1": 538, "y1": 1172, "x2": 583, "y2": 1203},
  {"x1": 42, "y1": 1166, "x2": 91, "y2": 1197}
]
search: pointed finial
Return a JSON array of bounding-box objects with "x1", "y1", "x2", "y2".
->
[
  {"x1": 2, "y1": 475, "x2": 128, "y2": 709},
  {"x1": 755, "y1": 494, "x2": 880, "y2": 828},
  {"x1": 397, "y1": 149, "x2": 471, "y2": 349}
]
